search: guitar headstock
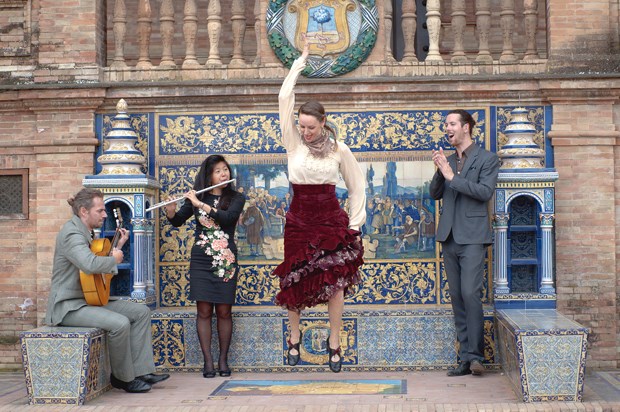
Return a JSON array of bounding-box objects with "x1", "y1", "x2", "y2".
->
[{"x1": 113, "y1": 207, "x2": 124, "y2": 229}]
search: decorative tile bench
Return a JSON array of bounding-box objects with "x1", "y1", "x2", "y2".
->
[
  {"x1": 496, "y1": 309, "x2": 589, "y2": 402},
  {"x1": 20, "y1": 326, "x2": 111, "y2": 405}
]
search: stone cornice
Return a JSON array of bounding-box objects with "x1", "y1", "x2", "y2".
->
[
  {"x1": 539, "y1": 79, "x2": 620, "y2": 104},
  {"x1": 22, "y1": 98, "x2": 106, "y2": 112}
]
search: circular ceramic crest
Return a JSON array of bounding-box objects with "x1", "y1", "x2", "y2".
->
[{"x1": 266, "y1": 0, "x2": 378, "y2": 78}]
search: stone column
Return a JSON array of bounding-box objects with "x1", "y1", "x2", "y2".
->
[
  {"x1": 384, "y1": 0, "x2": 395, "y2": 62},
  {"x1": 182, "y1": 0, "x2": 200, "y2": 68},
  {"x1": 539, "y1": 213, "x2": 555, "y2": 294},
  {"x1": 401, "y1": 0, "x2": 417, "y2": 62},
  {"x1": 206, "y1": 0, "x2": 223, "y2": 65},
  {"x1": 425, "y1": 0, "x2": 443, "y2": 62},
  {"x1": 494, "y1": 213, "x2": 510, "y2": 294},
  {"x1": 111, "y1": 0, "x2": 128, "y2": 68},
  {"x1": 499, "y1": 0, "x2": 516, "y2": 62},
  {"x1": 475, "y1": 0, "x2": 492, "y2": 62},
  {"x1": 160, "y1": 0, "x2": 177, "y2": 67},
  {"x1": 523, "y1": 0, "x2": 539, "y2": 60},
  {"x1": 136, "y1": 0, "x2": 153, "y2": 69},
  {"x1": 131, "y1": 218, "x2": 148, "y2": 300},
  {"x1": 146, "y1": 219, "x2": 156, "y2": 296},
  {"x1": 450, "y1": 0, "x2": 467, "y2": 63},
  {"x1": 229, "y1": 0, "x2": 247, "y2": 67}
]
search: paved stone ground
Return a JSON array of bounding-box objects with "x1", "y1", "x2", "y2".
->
[{"x1": 1, "y1": 369, "x2": 619, "y2": 411}]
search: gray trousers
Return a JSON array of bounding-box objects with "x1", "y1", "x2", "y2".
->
[
  {"x1": 62, "y1": 299, "x2": 156, "y2": 382},
  {"x1": 442, "y1": 236, "x2": 486, "y2": 363}
]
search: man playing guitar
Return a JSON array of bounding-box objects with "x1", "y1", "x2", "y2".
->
[{"x1": 45, "y1": 188, "x2": 169, "y2": 393}]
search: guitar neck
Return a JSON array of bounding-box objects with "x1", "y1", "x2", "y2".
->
[
  {"x1": 108, "y1": 207, "x2": 124, "y2": 255},
  {"x1": 110, "y1": 228, "x2": 122, "y2": 251}
]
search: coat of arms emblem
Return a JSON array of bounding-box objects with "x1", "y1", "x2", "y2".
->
[{"x1": 267, "y1": 0, "x2": 378, "y2": 77}]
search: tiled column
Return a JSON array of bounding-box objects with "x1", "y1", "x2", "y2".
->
[
  {"x1": 539, "y1": 213, "x2": 555, "y2": 294},
  {"x1": 131, "y1": 218, "x2": 148, "y2": 300},
  {"x1": 494, "y1": 213, "x2": 510, "y2": 294}
]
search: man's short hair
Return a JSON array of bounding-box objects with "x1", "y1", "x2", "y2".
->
[{"x1": 448, "y1": 109, "x2": 476, "y2": 134}]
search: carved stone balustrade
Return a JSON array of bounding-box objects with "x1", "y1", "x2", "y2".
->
[{"x1": 104, "y1": 0, "x2": 548, "y2": 82}]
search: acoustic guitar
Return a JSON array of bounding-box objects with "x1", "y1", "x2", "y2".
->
[{"x1": 80, "y1": 208, "x2": 123, "y2": 306}]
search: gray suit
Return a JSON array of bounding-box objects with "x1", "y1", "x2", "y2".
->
[
  {"x1": 46, "y1": 215, "x2": 156, "y2": 382},
  {"x1": 430, "y1": 144, "x2": 499, "y2": 363}
]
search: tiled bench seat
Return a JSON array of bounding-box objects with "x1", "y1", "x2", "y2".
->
[
  {"x1": 20, "y1": 326, "x2": 111, "y2": 405},
  {"x1": 151, "y1": 307, "x2": 498, "y2": 371},
  {"x1": 496, "y1": 309, "x2": 589, "y2": 402}
]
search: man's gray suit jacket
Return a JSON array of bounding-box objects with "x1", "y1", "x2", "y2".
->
[
  {"x1": 45, "y1": 215, "x2": 118, "y2": 326},
  {"x1": 429, "y1": 144, "x2": 500, "y2": 246}
]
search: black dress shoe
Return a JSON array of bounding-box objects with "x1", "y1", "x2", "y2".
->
[
  {"x1": 137, "y1": 373, "x2": 170, "y2": 385},
  {"x1": 287, "y1": 338, "x2": 301, "y2": 366},
  {"x1": 447, "y1": 361, "x2": 471, "y2": 377},
  {"x1": 470, "y1": 360, "x2": 485, "y2": 376},
  {"x1": 219, "y1": 369, "x2": 232, "y2": 377},
  {"x1": 110, "y1": 374, "x2": 152, "y2": 393}
]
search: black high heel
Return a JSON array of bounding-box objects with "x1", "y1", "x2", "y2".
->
[
  {"x1": 219, "y1": 369, "x2": 232, "y2": 377},
  {"x1": 203, "y1": 362, "x2": 216, "y2": 379},
  {"x1": 326, "y1": 336, "x2": 342, "y2": 373},
  {"x1": 287, "y1": 337, "x2": 301, "y2": 366}
]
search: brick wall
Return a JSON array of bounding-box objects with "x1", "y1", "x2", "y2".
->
[
  {"x1": 546, "y1": 89, "x2": 619, "y2": 370},
  {"x1": 38, "y1": 0, "x2": 100, "y2": 65},
  {"x1": 0, "y1": 0, "x2": 619, "y2": 371},
  {"x1": 0, "y1": 88, "x2": 103, "y2": 369}
]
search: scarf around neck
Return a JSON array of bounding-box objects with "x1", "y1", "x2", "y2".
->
[{"x1": 303, "y1": 128, "x2": 335, "y2": 158}]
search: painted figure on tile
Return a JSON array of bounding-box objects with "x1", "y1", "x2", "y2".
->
[
  {"x1": 430, "y1": 109, "x2": 500, "y2": 377},
  {"x1": 242, "y1": 199, "x2": 265, "y2": 256},
  {"x1": 164, "y1": 155, "x2": 245, "y2": 379},
  {"x1": 363, "y1": 235, "x2": 379, "y2": 259},
  {"x1": 382, "y1": 197, "x2": 394, "y2": 235},
  {"x1": 274, "y1": 37, "x2": 366, "y2": 373},
  {"x1": 418, "y1": 209, "x2": 435, "y2": 252},
  {"x1": 394, "y1": 215, "x2": 418, "y2": 253},
  {"x1": 371, "y1": 200, "x2": 384, "y2": 234},
  {"x1": 45, "y1": 188, "x2": 169, "y2": 393}
]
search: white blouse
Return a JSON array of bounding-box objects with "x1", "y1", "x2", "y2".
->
[{"x1": 278, "y1": 56, "x2": 367, "y2": 230}]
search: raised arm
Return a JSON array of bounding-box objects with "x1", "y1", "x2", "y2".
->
[{"x1": 278, "y1": 42, "x2": 309, "y2": 152}]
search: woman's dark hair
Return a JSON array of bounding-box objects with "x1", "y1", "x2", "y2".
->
[
  {"x1": 298, "y1": 100, "x2": 338, "y2": 140},
  {"x1": 448, "y1": 109, "x2": 476, "y2": 134},
  {"x1": 67, "y1": 188, "x2": 104, "y2": 216},
  {"x1": 194, "y1": 155, "x2": 237, "y2": 210}
]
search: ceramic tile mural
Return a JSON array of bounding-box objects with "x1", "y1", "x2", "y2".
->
[
  {"x1": 150, "y1": 108, "x2": 505, "y2": 308},
  {"x1": 150, "y1": 309, "x2": 496, "y2": 371},
  {"x1": 91, "y1": 106, "x2": 552, "y2": 372}
]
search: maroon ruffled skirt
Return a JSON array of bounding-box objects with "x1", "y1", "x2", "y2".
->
[{"x1": 274, "y1": 184, "x2": 364, "y2": 311}]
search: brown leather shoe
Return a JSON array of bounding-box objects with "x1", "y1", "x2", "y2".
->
[
  {"x1": 470, "y1": 360, "x2": 485, "y2": 376},
  {"x1": 447, "y1": 361, "x2": 471, "y2": 376}
]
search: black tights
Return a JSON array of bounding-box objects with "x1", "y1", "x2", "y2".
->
[{"x1": 196, "y1": 301, "x2": 233, "y2": 372}]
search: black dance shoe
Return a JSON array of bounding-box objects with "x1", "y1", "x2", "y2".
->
[
  {"x1": 447, "y1": 361, "x2": 471, "y2": 376},
  {"x1": 137, "y1": 373, "x2": 170, "y2": 385},
  {"x1": 326, "y1": 337, "x2": 342, "y2": 373},
  {"x1": 287, "y1": 337, "x2": 301, "y2": 366},
  {"x1": 110, "y1": 374, "x2": 152, "y2": 393},
  {"x1": 203, "y1": 362, "x2": 216, "y2": 378}
]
